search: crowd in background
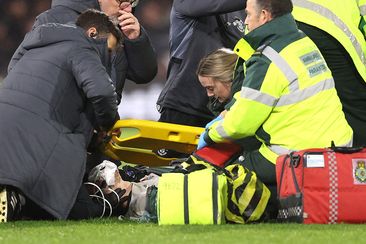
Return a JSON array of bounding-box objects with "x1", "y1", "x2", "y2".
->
[
  {"x1": 0, "y1": 0, "x2": 172, "y2": 119},
  {"x1": 0, "y1": 0, "x2": 50, "y2": 77}
]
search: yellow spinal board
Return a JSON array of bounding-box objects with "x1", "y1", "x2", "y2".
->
[{"x1": 101, "y1": 119, "x2": 204, "y2": 166}]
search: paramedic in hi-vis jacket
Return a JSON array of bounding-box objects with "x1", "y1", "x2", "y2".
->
[
  {"x1": 197, "y1": 0, "x2": 353, "y2": 218},
  {"x1": 292, "y1": 0, "x2": 366, "y2": 147}
]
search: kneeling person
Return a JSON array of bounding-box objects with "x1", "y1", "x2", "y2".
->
[
  {"x1": 198, "y1": 0, "x2": 353, "y2": 218},
  {"x1": 0, "y1": 10, "x2": 121, "y2": 222}
]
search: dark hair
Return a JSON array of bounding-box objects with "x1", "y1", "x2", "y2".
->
[
  {"x1": 76, "y1": 9, "x2": 122, "y2": 44},
  {"x1": 256, "y1": 0, "x2": 293, "y2": 18}
]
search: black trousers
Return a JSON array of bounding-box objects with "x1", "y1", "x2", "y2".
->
[
  {"x1": 298, "y1": 22, "x2": 366, "y2": 147},
  {"x1": 67, "y1": 184, "x2": 104, "y2": 220},
  {"x1": 158, "y1": 107, "x2": 212, "y2": 127},
  {"x1": 20, "y1": 184, "x2": 103, "y2": 220},
  {"x1": 239, "y1": 150, "x2": 278, "y2": 219}
]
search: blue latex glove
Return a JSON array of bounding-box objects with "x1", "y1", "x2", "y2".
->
[
  {"x1": 205, "y1": 115, "x2": 223, "y2": 129},
  {"x1": 197, "y1": 131, "x2": 208, "y2": 150}
]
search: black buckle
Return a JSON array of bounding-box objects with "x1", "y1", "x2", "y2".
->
[{"x1": 290, "y1": 153, "x2": 301, "y2": 168}]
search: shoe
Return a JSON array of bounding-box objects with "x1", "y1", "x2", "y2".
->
[{"x1": 0, "y1": 186, "x2": 25, "y2": 223}]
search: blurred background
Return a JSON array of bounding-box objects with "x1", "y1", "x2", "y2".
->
[{"x1": 0, "y1": 0, "x2": 172, "y2": 120}]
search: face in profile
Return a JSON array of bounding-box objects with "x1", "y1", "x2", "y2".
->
[
  {"x1": 118, "y1": 1, "x2": 133, "y2": 12},
  {"x1": 86, "y1": 27, "x2": 118, "y2": 51},
  {"x1": 98, "y1": 0, "x2": 132, "y2": 16},
  {"x1": 245, "y1": 0, "x2": 269, "y2": 32},
  {"x1": 199, "y1": 76, "x2": 231, "y2": 103}
]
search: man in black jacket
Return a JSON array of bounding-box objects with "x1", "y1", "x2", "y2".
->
[
  {"x1": 9, "y1": 0, "x2": 157, "y2": 104},
  {"x1": 156, "y1": 0, "x2": 246, "y2": 127},
  {"x1": 0, "y1": 10, "x2": 120, "y2": 222},
  {"x1": 9, "y1": 0, "x2": 158, "y2": 174}
]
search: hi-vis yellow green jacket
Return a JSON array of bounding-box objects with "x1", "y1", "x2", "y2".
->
[
  {"x1": 292, "y1": 0, "x2": 366, "y2": 82},
  {"x1": 205, "y1": 14, "x2": 353, "y2": 164}
]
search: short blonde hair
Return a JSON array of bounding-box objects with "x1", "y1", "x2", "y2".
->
[{"x1": 196, "y1": 48, "x2": 238, "y2": 83}]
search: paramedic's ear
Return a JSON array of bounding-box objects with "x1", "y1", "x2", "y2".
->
[{"x1": 87, "y1": 27, "x2": 98, "y2": 39}]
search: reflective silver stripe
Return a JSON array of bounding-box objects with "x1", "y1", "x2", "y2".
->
[
  {"x1": 360, "y1": 5, "x2": 366, "y2": 16},
  {"x1": 293, "y1": 0, "x2": 366, "y2": 66},
  {"x1": 269, "y1": 138, "x2": 353, "y2": 156},
  {"x1": 338, "y1": 138, "x2": 353, "y2": 147},
  {"x1": 240, "y1": 87, "x2": 278, "y2": 107},
  {"x1": 276, "y1": 78, "x2": 335, "y2": 106},
  {"x1": 262, "y1": 46, "x2": 299, "y2": 92},
  {"x1": 268, "y1": 145, "x2": 294, "y2": 155},
  {"x1": 215, "y1": 120, "x2": 231, "y2": 140}
]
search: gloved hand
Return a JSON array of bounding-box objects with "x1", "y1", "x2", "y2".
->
[
  {"x1": 205, "y1": 115, "x2": 223, "y2": 129},
  {"x1": 197, "y1": 131, "x2": 208, "y2": 150}
]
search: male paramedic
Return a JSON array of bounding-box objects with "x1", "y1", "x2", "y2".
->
[{"x1": 198, "y1": 0, "x2": 353, "y2": 218}]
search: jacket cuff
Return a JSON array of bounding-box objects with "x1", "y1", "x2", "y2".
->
[
  {"x1": 124, "y1": 26, "x2": 147, "y2": 44},
  {"x1": 204, "y1": 130, "x2": 215, "y2": 145}
]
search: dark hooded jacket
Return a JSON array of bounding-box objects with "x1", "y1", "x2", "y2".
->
[
  {"x1": 156, "y1": 0, "x2": 246, "y2": 122},
  {"x1": 8, "y1": 0, "x2": 157, "y2": 145},
  {"x1": 9, "y1": 0, "x2": 157, "y2": 102},
  {"x1": 0, "y1": 23, "x2": 118, "y2": 219}
]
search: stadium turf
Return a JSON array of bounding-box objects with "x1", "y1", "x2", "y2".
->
[{"x1": 0, "y1": 218, "x2": 364, "y2": 243}]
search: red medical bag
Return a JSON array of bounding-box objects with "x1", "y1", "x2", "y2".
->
[
  {"x1": 194, "y1": 143, "x2": 242, "y2": 168},
  {"x1": 276, "y1": 146, "x2": 366, "y2": 224}
]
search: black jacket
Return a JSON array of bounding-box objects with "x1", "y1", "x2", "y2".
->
[
  {"x1": 0, "y1": 23, "x2": 118, "y2": 219},
  {"x1": 157, "y1": 0, "x2": 246, "y2": 120},
  {"x1": 8, "y1": 0, "x2": 157, "y2": 145},
  {"x1": 9, "y1": 0, "x2": 158, "y2": 102}
]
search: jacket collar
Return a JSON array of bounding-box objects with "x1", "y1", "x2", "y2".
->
[{"x1": 244, "y1": 13, "x2": 298, "y2": 50}]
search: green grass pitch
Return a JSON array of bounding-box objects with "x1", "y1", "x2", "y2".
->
[{"x1": 0, "y1": 218, "x2": 364, "y2": 244}]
